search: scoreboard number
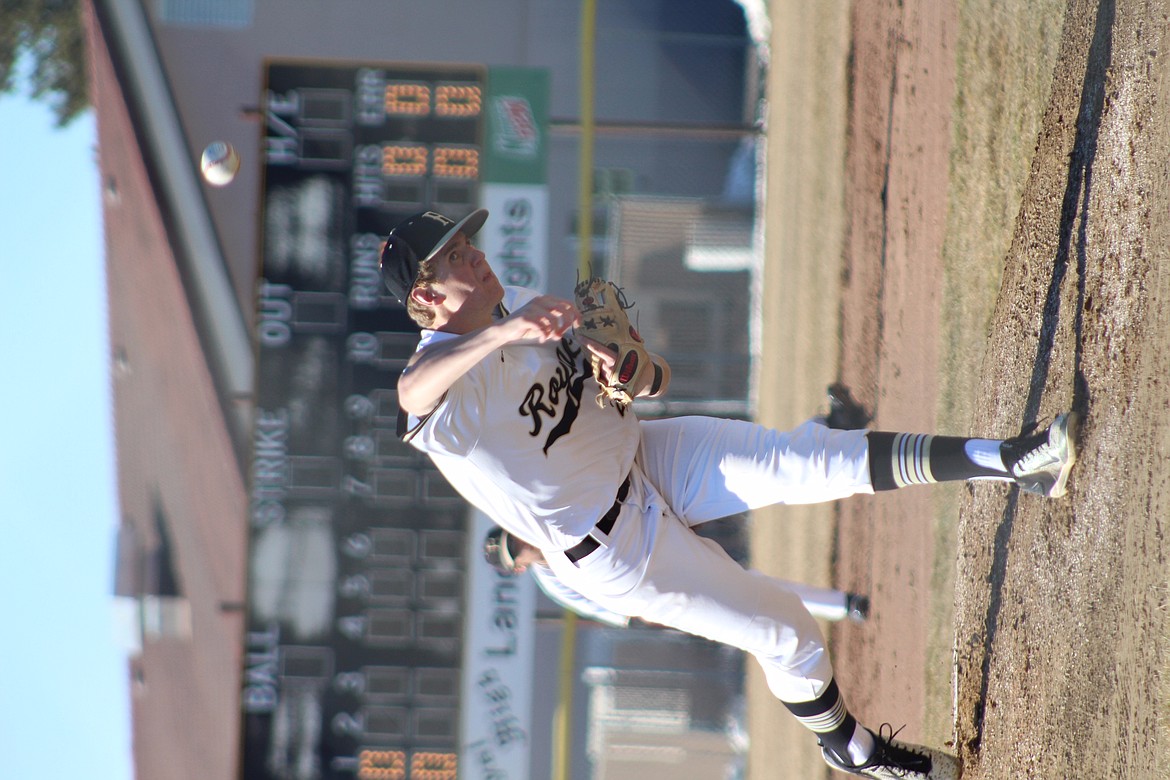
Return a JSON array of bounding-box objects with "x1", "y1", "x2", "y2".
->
[
  {"x1": 434, "y1": 83, "x2": 482, "y2": 117},
  {"x1": 384, "y1": 82, "x2": 432, "y2": 116},
  {"x1": 379, "y1": 144, "x2": 480, "y2": 181},
  {"x1": 382, "y1": 81, "x2": 481, "y2": 119},
  {"x1": 342, "y1": 749, "x2": 458, "y2": 780},
  {"x1": 411, "y1": 752, "x2": 458, "y2": 780},
  {"x1": 432, "y1": 146, "x2": 479, "y2": 179},
  {"x1": 381, "y1": 144, "x2": 428, "y2": 177},
  {"x1": 358, "y1": 750, "x2": 406, "y2": 780}
]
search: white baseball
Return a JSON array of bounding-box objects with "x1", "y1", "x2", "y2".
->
[{"x1": 201, "y1": 141, "x2": 240, "y2": 187}]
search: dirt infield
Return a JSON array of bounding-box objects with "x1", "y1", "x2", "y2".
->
[{"x1": 751, "y1": 1, "x2": 1170, "y2": 778}]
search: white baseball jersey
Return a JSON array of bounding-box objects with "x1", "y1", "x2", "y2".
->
[
  {"x1": 404, "y1": 286, "x2": 639, "y2": 551},
  {"x1": 403, "y1": 285, "x2": 876, "y2": 704}
]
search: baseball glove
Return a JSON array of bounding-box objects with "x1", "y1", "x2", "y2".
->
[{"x1": 574, "y1": 277, "x2": 650, "y2": 408}]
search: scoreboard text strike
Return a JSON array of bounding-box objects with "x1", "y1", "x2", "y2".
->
[{"x1": 245, "y1": 62, "x2": 486, "y2": 780}]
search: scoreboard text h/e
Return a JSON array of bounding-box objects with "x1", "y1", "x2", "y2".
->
[{"x1": 265, "y1": 63, "x2": 485, "y2": 215}]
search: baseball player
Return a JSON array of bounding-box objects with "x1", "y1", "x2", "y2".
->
[
  {"x1": 483, "y1": 525, "x2": 871, "y2": 626},
  {"x1": 380, "y1": 209, "x2": 1079, "y2": 780}
]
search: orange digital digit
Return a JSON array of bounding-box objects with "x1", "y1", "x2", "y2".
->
[
  {"x1": 435, "y1": 84, "x2": 482, "y2": 117},
  {"x1": 381, "y1": 144, "x2": 428, "y2": 177},
  {"x1": 432, "y1": 147, "x2": 479, "y2": 179},
  {"x1": 384, "y1": 82, "x2": 431, "y2": 116},
  {"x1": 410, "y1": 752, "x2": 458, "y2": 780},
  {"x1": 358, "y1": 749, "x2": 406, "y2": 780}
]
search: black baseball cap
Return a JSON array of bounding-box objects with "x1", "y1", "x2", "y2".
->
[
  {"x1": 380, "y1": 208, "x2": 489, "y2": 302},
  {"x1": 483, "y1": 527, "x2": 520, "y2": 575}
]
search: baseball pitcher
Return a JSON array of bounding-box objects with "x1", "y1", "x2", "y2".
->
[{"x1": 380, "y1": 209, "x2": 1079, "y2": 780}]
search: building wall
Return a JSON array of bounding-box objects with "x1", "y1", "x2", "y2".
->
[{"x1": 87, "y1": 2, "x2": 248, "y2": 777}]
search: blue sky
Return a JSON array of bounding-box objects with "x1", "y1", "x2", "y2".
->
[{"x1": 0, "y1": 84, "x2": 134, "y2": 778}]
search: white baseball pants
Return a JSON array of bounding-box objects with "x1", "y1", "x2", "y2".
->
[{"x1": 546, "y1": 416, "x2": 873, "y2": 703}]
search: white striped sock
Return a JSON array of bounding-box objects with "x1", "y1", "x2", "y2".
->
[{"x1": 891, "y1": 433, "x2": 935, "y2": 487}]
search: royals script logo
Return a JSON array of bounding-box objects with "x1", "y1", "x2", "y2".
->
[{"x1": 518, "y1": 339, "x2": 589, "y2": 454}]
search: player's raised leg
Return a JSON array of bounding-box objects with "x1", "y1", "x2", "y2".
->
[{"x1": 867, "y1": 412, "x2": 1080, "y2": 498}]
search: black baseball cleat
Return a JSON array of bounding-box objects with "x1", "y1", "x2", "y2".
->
[
  {"x1": 820, "y1": 725, "x2": 961, "y2": 779},
  {"x1": 999, "y1": 411, "x2": 1080, "y2": 498},
  {"x1": 826, "y1": 383, "x2": 872, "y2": 430}
]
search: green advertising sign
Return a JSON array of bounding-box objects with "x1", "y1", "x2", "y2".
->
[{"x1": 484, "y1": 67, "x2": 549, "y2": 184}]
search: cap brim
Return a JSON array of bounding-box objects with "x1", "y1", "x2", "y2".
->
[{"x1": 422, "y1": 208, "x2": 488, "y2": 264}]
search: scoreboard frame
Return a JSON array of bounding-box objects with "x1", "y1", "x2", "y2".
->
[{"x1": 243, "y1": 59, "x2": 489, "y2": 780}]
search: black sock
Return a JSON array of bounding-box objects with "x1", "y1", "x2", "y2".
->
[
  {"x1": 783, "y1": 679, "x2": 858, "y2": 759},
  {"x1": 867, "y1": 431, "x2": 1005, "y2": 491}
]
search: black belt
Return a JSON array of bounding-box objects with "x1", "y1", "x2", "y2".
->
[{"x1": 564, "y1": 476, "x2": 631, "y2": 563}]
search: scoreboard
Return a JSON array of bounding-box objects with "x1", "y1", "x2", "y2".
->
[
  {"x1": 265, "y1": 62, "x2": 484, "y2": 215},
  {"x1": 243, "y1": 61, "x2": 488, "y2": 780}
]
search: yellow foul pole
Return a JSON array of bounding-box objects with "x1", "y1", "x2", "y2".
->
[
  {"x1": 553, "y1": 3, "x2": 595, "y2": 780},
  {"x1": 552, "y1": 610, "x2": 579, "y2": 780},
  {"x1": 576, "y1": 0, "x2": 597, "y2": 280}
]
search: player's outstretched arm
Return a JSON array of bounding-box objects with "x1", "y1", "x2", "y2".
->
[{"x1": 398, "y1": 295, "x2": 580, "y2": 416}]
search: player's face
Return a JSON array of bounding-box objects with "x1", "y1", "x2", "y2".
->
[{"x1": 427, "y1": 232, "x2": 503, "y2": 316}]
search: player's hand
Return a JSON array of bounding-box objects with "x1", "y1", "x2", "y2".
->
[
  {"x1": 578, "y1": 335, "x2": 617, "y2": 378},
  {"x1": 579, "y1": 336, "x2": 670, "y2": 399},
  {"x1": 500, "y1": 295, "x2": 581, "y2": 343}
]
